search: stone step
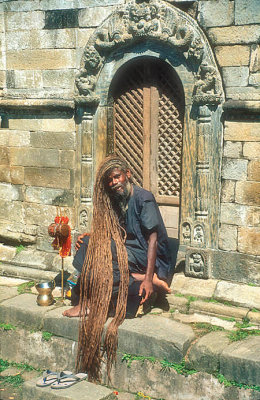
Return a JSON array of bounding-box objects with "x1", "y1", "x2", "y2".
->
[
  {"x1": 22, "y1": 379, "x2": 117, "y2": 400},
  {"x1": 1, "y1": 289, "x2": 260, "y2": 399},
  {"x1": 0, "y1": 263, "x2": 57, "y2": 281}
]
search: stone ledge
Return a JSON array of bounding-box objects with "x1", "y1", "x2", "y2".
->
[
  {"x1": 220, "y1": 336, "x2": 260, "y2": 386},
  {"x1": 223, "y1": 100, "x2": 260, "y2": 112},
  {"x1": 0, "y1": 98, "x2": 75, "y2": 111},
  {"x1": 118, "y1": 315, "x2": 195, "y2": 363},
  {"x1": 0, "y1": 263, "x2": 57, "y2": 281},
  {"x1": 1, "y1": 292, "x2": 260, "y2": 398},
  {"x1": 23, "y1": 379, "x2": 117, "y2": 400}
]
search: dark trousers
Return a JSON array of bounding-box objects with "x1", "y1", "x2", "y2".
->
[{"x1": 72, "y1": 237, "x2": 142, "y2": 318}]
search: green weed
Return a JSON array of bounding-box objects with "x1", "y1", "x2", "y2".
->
[
  {"x1": 251, "y1": 308, "x2": 259, "y2": 313},
  {"x1": 0, "y1": 322, "x2": 16, "y2": 331},
  {"x1": 0, "y1": 374, "x2": 24, "y2": 387},
  {"x1": 122, "y1": 354, "x2": 156, "y2": 368},
  {"x1": 203, "y1": 298, "x2": 220, "y2": 304},
  {"x1": 42, "y1": 331, "x2": 53, "y2": 341},
  {"x1": 228, "y1": 329, "x2": 260, "y2": 342},
  {"x1": 16, "y1": 245, "x2": 25, "y2": 254},
  {"x1": 160, "y1": 358, "x2": 197, "y2": 375},
  {"x1": 193, "y1": 322, "x2": 224, "y2": 334},
  {"x1": 0, "y1": 359, "x2": 9, "y2": 373},
  {"x1": 216, "y1": 374, "x2": 260, "y2": 392},
  {"x1": 219, "y1": 316, "x2": 235, "y2": 322},
  {"x1": 17, "y1": 281, "x2": 35, "y2": 295}
]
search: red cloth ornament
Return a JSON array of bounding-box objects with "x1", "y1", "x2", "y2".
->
[{"x1": 48, "y1": 215, "x2": 71, "y2": 258}]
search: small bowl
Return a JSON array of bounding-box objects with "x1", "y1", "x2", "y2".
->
[
  {"x1": 37, "y1": 294, "x2": 54, "y2": 307},
  {"x1": 35, "y1": 281, "x2": 55, "y2": 295}
]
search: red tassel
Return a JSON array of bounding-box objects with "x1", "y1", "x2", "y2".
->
[{"x1": 48, "y1": 215, "x2": 71, "y2": 258}]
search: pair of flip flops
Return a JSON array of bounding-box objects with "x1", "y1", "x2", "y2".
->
[{"x1": 36, "y1": 369, "x2": 88, "y2": 389}]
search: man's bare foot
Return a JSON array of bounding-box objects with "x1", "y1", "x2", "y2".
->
[
  {"x1": 131, "y1": 272, "x2": 171, "y2": 294},
  {"x1": 63, "y1": 304, "x2": 82, "y2": 318},
  {"x1": 152, "y1": 274, "x2": 171, "y2": 294}
]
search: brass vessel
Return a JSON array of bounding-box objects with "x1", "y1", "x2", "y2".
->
[{"x1": 35, "y1": 281, "x2": 55, "y2": 306}]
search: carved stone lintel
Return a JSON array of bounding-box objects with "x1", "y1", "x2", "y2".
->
[
  {"x1": 185, "y1": 248, "x2": 210, "y2": 279},
  {"x1": 74, "y1": 95, "x2": 100, "y2": 107}
]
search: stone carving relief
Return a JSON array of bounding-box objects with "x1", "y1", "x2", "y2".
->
[
  {"x1": 128, "y1": 1, "x2": 161, "y2": 37},
  {"x1": 75, "y1": 46, "x2": 102, "y2": 105},
  {"x1": 186, "y1": 249, "x2": 209, "y2": 279},
  {"x1": 182, "y1": 222, "x2": 191, "y2": 243},
  {"x1": 192, "y1": 64, "x2": 222, "y2": 104},
  {"x1": 75, "y1": 0, "x2": 223, "y2": 106},
  {"x1": 188, "y1": 37, "x2": 204, "y2": 62},
  {"x1": 80, "y1": 209, "x2": 88, "y2": 227},
  {"x1": 193, "y1": 224, "x2": 204, "y2": 244}
]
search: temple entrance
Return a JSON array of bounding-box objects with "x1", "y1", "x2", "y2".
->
[{"x1": 109, "y1": 58, "x2": 184, "y2": 238}]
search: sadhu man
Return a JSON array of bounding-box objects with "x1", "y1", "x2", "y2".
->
[{"x1": 63, "y1": 155, "x2": 173, "y2": 380}]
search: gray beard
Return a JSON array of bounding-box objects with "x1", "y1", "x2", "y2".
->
[{"x1": 110, "y1": 181, "x2": 132, "y2": 218}]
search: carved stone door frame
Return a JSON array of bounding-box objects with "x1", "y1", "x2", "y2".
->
[{"x1": 74, "y1": 0, "x2": 224, "y2": 279}]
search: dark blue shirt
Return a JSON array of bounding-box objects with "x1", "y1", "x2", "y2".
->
[{"x1": 125, "y1": 185, "x2": 171, "y2": 281}]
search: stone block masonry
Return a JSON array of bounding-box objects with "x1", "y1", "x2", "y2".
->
[
  {"x1": 0, "y1": 0, "x2": 258, "y2": 281},
  {"x1": 220, "y1": 119, "x2": 260, "y2": 256}
]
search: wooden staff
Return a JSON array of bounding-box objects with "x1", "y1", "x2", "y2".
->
[{"x1": 61, "y1": 257, "x2": 64, "y2": 301}]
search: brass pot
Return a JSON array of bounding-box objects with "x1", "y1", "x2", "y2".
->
[
  {"x1": 35, "y1": 281, "x2": 55, "y2": 306},
  {"x1": 36, "y1": 294, "x2": 54, "y2": 306}
]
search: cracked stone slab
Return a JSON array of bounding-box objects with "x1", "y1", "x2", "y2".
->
[
  {"x1": 187, "y1": 331, "x2": 230, "y2": 373},
  {"x1": 117, "y1": 315, "x2": 195, "y2": 363},
  {"x1": 0, "y1": 293, "x2": 56, "y2": 329},
  {"x1": 0, "y1": 286, "x2": 19, "y2": 303},
  {"x1": 171, "y1": 273, "x2": 217, "y2": 298},
  {"x1": 22, "y1": 379, "x2": 117, "y2": 400},
  {"x1": 214, "y1": 281, "x2": 260, "y2": 309},
  {"x1": 220, "y1": 335, "x2": 260, "y2": 387}
]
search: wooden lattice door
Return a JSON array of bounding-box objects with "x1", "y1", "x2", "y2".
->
[{"x1": 111, "y1": 58, "x2": 184, "y2": 238}]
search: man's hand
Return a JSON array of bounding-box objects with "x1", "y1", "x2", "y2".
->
[
  {"x1": 139, "y1": 278, "x2": 154, "y2": 305},
  {"x1": 75, "y1": 233, "x2": 88, "y2": 251}
]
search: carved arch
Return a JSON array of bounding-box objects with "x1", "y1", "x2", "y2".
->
[
  {"x1": 75, "y1": 0, "x2": 224, "y2": 279},
  {"x1": 75, "y1": 0, "x2": 223, "y2": 107}
]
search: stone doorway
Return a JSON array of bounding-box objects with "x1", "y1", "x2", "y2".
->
[{"x1": 108, "y1": 57, "x2": 184, "y2": 239}]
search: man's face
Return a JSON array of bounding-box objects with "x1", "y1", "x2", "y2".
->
[{"x1": 106, "y1": 168, "x2": 131, "y2": 198}]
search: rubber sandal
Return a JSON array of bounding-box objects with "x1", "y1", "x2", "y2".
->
[
  {"x1": 51, "y1": 372, "x2": 88, "y2": 389},
  {"x1": 36, "y1": 370, "x2": 72, "y2": 387}
]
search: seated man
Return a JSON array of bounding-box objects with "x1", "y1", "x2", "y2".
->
[{"x1": 64, "y1": 155, "x2": 173, "y2": 380}]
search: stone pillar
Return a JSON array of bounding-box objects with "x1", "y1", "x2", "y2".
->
[
  {"x1": 81, "y1": 110, "x2": 93, "y2": 203},
  {"x1": 195, "y1": 105, "x2": 211, "y2": 220},
  {"x1": 78, "y1": 108, "x2": 95, "y2": 232}
]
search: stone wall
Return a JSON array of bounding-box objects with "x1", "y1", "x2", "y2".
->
[
  {"x1": 0, "y1": 0, "x2": 259, "y2": 282},
  {"x1": 197, "y1": 0, "x2": 260, "y2": 266}
]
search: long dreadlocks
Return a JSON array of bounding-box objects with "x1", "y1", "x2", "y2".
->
[{"x1": 76, "y1": 155, "x2": 130, "y2": 381}]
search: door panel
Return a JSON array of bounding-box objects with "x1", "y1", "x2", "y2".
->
[{"x1": 112, "y1": 59, "x2": 183, "y2": 238}]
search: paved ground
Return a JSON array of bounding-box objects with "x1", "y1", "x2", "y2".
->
[{"x1": 1, "y1": 276, "x2": 260, "y2": 400}]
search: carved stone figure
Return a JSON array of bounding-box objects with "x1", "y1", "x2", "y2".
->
[
  {"x1": 194, "y1": 224, "x2": 204, "y2": 244},
  {"x1": 161, "y1": 7, "x2": 193, "y2": 49},
  {"x1": 189, "y1": 253, "x2": 204, "y2": 273},
  {"x1": 75, "y1": 46, "x2": 101, "y2": 104},
  {"x1": 94, "y1": 12, "x2": 129, "y2": 53},
  {"x1": 182, "y1": 222, "x2": 191, "y2": 242},
  {"x1": 193, "y1": 64, "x2": 222, "y2": 104},
  {"x1": 80, "y1": 209, "x2": 88, "y2": 227},
  {"x1": 188, "y1": 37, "x2": 204, "y2": 62},
  {"x1": 128, "y1": 1, "x2": 161, "y2": 37}
]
